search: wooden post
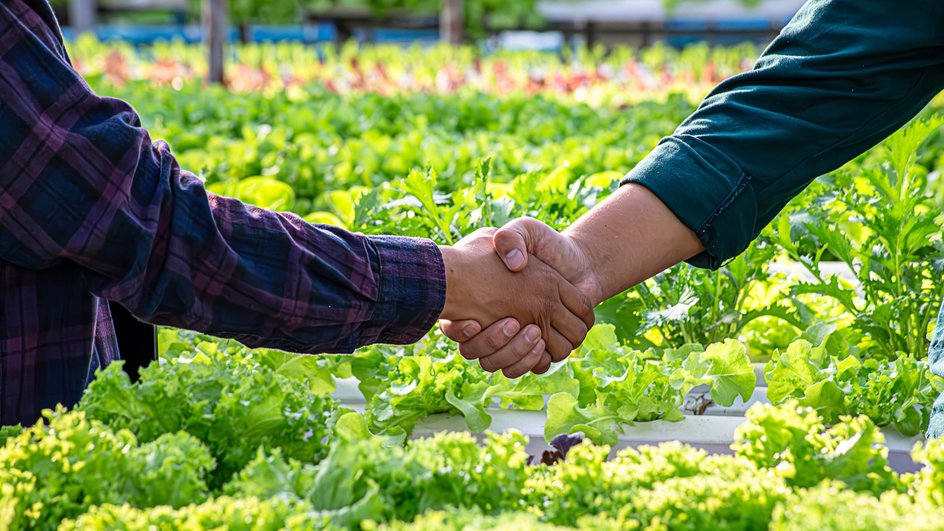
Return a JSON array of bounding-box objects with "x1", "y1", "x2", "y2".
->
[
  {"x1": 204, "y1": 0, "x2": 227, "y2": 85},
  {"x1": 586, "y1": 21, "x2": 597, "y2": 49},
  {"x1": 440, "y1": 0, "x2": 463, "y2": 44},
  {"x1": 69, "y1": 0, "x2": 96, "y2": 34}
]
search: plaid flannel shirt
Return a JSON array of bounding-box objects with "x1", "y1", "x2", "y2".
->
[{"x1": 0, "y1": 0, "x2": 445, "y2": 426}]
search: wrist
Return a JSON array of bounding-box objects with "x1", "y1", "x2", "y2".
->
[
  {"x1": 566, "y1": 233, "x2": 607, "y2": 307},
  {"x1": 439, "y1": 245, "x2": 470, "y2": 320},
  {"x1": 563, "y1": 183, "x2": 703, "y2": 304}
]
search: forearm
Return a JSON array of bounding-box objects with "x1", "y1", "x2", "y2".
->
[
  {"x1": 566, "y1": 183, "x2": 703, "y2": 305},
  {"x1": 91, "y1": 167, "x2": 447, "y2": 353}
]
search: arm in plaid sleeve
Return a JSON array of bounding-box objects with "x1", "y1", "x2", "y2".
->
[{"x1": 0, "y1": 1, "x2": 445, "y2": 354}]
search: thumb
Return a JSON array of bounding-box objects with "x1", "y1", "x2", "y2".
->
[{"x1": 493, "y1": 217, "x2": 563, "y2": 273}]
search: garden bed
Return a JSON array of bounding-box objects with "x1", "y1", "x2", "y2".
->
[
  {"x1": 403, "y1": 411, "x2": 923, "y2": 473},
  {"x1": 331, "y1": 376, "x2": 925, "y2": 473}
]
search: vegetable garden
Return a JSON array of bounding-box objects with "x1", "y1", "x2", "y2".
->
[{"x1": 3, "y1": 40, "x2": 944, "y2": 530}]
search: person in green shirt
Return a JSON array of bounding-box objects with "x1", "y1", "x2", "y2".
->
[{"x1": 441, "y1": 0, "x2": 944, "y2": 437}]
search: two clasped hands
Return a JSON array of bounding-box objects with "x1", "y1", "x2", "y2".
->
[{"x1": 432, "y1": 183, "x2": 706, "y2": 378}]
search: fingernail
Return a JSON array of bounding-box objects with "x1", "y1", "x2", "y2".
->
[
  {"x1": 505, "y1": 249, "x2": 524, "y2": 269},
  {"x1": 502, "y1": 320, "x2": 520, "y2": 337},
  {"x1": 525, "y1": 326, "x2": 541, "y2": 343},
  {"x1": 530, "y1": 342, "x2": 545, "y2": 355},
  {"x1": 463, "y1": 322, "x2": 480, "y2": 338}
]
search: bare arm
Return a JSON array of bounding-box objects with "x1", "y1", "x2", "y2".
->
[
  {"x1": 444, "y1": 0, "x2": 944, "y2": 367},
  {"x1": 564, "y1": 183, "x2": 704, "y2": 306}
]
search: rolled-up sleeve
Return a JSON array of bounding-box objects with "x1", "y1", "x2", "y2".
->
[{"x1": 622, "y1": 0, "x2": 944, "y2": 269}]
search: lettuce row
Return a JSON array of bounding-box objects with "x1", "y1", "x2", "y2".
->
[
  {"x1": 765, "y1": 322, "x2": 944, "y2": 436},
  {"x1": 77, "y1": 349, "x2": 339, "y2": 489},
  {"x1": 9, "y1": 400, "x2": 944, "y2": 530},
  {"x1": 344, "y1": 324, "x2": 755, "y2": 446}
]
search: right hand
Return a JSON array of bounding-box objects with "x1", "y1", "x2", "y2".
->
[
  {"x1": 438, "y1": 227, "x2": 595, "y2": 377},
  {"x1": 441, "y1": 218, "x2": 604, "y2": 372},
  {"x1": 445, "y1": 182, "x2": 706, "y2": 374},
  {"x1": 491, "y1": 217, "x2": 604, "y2": 304}
]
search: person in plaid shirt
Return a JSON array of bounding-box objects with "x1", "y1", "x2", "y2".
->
[{"x1": 0, "y1": 0, "x2": 594, "y2": 426}]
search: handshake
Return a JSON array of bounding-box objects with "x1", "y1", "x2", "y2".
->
[{"x1": 437, "y1": 218, "x2": 606, "y2": 379}]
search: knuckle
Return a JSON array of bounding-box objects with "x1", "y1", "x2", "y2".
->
[
  {"x1": 484, "y1": 334, "x2": 503, "y2": 352},
  {"x1": 574, "y1": 331, "x2": 588, "y2": 348},
  {"x1": 511, "y1": 339, "x2": 532, "y2": 359},
  {"x1": 550, "y1": 344, "x2": 572, "y2": 362},
  {"x1": 519, "y1": 216, "x2": 540, "y2": 228},
  {"x1": 458, "y1": 344, "x2": 478, "y2": 360},
  {"x1": 439, "y1": 322, "x2": 455, "y2": 338},
  {"x1": 506, "y1": 216, "x2": 533, "y2": 229},
  {"x1": 573, "y1": 322, "x2": 589, "y2": 344}
]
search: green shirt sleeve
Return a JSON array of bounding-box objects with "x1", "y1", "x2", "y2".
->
[{"x1": 622, "y1": 0, "x2": 944, "y2": 269}]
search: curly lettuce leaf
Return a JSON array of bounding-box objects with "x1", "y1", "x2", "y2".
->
[
  {"x1": 676, "y1": 339, "x2": 756, "y2": 405},
  {"x1": 545, "y1": 393, "x2": 621, "y2": 446},
  {"x1": 79, "y1": 355, "x2": 337, "y2": 488},
  {"x1": 0, "y1": 408, "x2": 213, "y2": 528}
]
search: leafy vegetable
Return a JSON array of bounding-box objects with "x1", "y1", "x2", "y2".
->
[
  {"x1": 79, "y1": 355, "x2": 338, "y2": 488},
  {"x1": 0, "y1": 408, "x2": 213, "y2": 530},
  {"x1": 350, "y1": 333, "x2": 580, "y2": 437},
  {"x1": 773, "y1": 116, "x2": 944, "y2": 360},
  {"x1": 765, "y1": 326, "x2": 944, "y2": 435},
  {"x1": 380, "y1": 509, "x2": 566, "y2": 530},
  {"x1": 61, "y1": 496, "x2": 308, "y2": 531},
  {"x1": 732, "y1": 400, "x2": 900, "y2": 494},
  {"x1": 910, "y1": 437, "x2": 944, "y2": 507},
  {"x1": 0, "y1": 424, "x2": 21, "y2": 446},
  {"x1": 226, "y1": 431, "x2": 531, "y2": 523},
  {"x1": 770, "y1": 482, "x2": 941, "y2": 531},
  {"x1": 527, "y1": 439, "x2": 785, "y2": 528},
  {"x1": 545, "y1": 326, "x2": 755, "y2": 445}
]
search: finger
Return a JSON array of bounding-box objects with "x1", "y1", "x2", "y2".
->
[
  {"x1": 495, "y1": 217, "x2": 560, "y2": 272},
  {"x1": 501, "y1": 340, "x2": 547, "y2": 379},
  {"x1": 530, "y1": 353, "x2": 553, "y2": 375},
  {"x1": 439, "y1": 320, "x2": 482, "y2": 342},
  {"x1": 494, "y1": 216, "x2": 570, "y2": 273},
  {"x1": 550, "y1": 303, "x2": 590, "y2": 353},
  {"x1": 477, "y1": 325, "x2": 543, "y2": 372},
  {"x1": 544, "y1": 327, "x2": 576, "y2": 363},
  {"x1": 559, "y1": 279, "x2": 596, "y2": 330},
  {"x1": 494, "y1": 217, "x2": 582, "y2": 278},
  {"x1": 493, "y1": 222, "x2": 532, "y2": 272},
  {"x1": 457, "y1": 318, "x2": 521, "y2": 361}
]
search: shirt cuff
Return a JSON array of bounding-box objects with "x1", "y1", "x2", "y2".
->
[
  {"x1": 620, "y1": 135, "x2": 758, "y2": 270},
  {"x1": 363, "y1": 235, "x2": 446, "y2": 345}
]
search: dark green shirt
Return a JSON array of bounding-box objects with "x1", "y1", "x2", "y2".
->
[{"x1": 622, "y1": 0, "x2": 944, "y2": 269}]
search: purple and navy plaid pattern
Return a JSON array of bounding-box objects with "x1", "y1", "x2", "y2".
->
[{"x1": 0, "y1": 0, "x2": 446, "y2": 426}]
